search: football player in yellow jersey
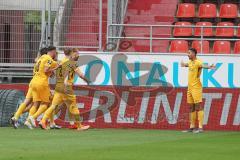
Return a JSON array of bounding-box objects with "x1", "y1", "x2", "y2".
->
[
  {"x1": 40, "y1": 48, "x2": 90, "y2": 131},
  {"x1": 10, "y1": 47, "x2": 49, "y2": 129},
  {"x1": 24, "y1": 46, "x2": 60, "y2": 129},
  {"x1": 181, "y1": 48, "x2": 216, "y2": 133}
]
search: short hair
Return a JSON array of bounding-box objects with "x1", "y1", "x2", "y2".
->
[
  {"x1": 47, "y1": 46, "x2": 56, "y2": 52},
  {"x1": 189, "y1": 48, "x2": 197, "y2": 55},
  {"x1": 72, "y1": 48, "x2": 79, "y2": 53},
  {"x1": 39, "y1": 47, "x2": 48, "y2": 55},
  {"x1": 63, "y1": 48, "x2": 72, "y2": 56}
]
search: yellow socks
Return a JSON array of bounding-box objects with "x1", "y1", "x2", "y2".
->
[
  {"x1": 14, "y1": 103, "x2": 26, "y2": 120},
  {"x1": 68, "y1": 109, "x2": 74, "y2": 121},
  {"x1": 41, "y1": 105, "x2": 56, "y2": 124},
  {"x1": 49, "y1": 112, "x2": 55, "y2": 125},
  {"x1": 190, "y1": 111, "x2": 196, "y2": 128},
  {"x1": 74, "y1": 113, "x2": 82, "y2": 128},
  {"x1": 69, "y1": 106, "x2": 82, "y2": 128},
  {"x1": 198, "y1": 110, "x2": 204, "y2": 129},
  {"x1": 29, "y1": 106, "x2": 37, "y2": 116},
  {"x1": 32, "y1": 104, "x2": 48, "y2": 119},
  {"x1": 190, "y1": 110, "x2": 204, "y2": 129},
  {"x1": 75, "y1": 115, "x2": 83, "y2": 128},
  {"x1": 76, "y1": 121, "x2": 82, "y2": 128}
]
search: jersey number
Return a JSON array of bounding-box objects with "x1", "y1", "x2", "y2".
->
[
  {"x1": 35, "y1": 61, "x2": 41, "y2": 73},
  {"x1": 58, "y1": 66, "x2": 63, "y2": 77},
  {"x1": 69, "y1": 72, "x2": 74, "y2": 80}
]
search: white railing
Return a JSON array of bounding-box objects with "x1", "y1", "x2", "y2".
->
[
  {"x1": 107, "y1": 0, "x2": 129, "y2": 51},
  {"x1": 108, "y1": 24, "x2": 240, "y2": 53}
]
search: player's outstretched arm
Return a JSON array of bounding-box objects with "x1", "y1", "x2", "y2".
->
[
  {"x1": 44, "y1": 62, "x2": 61, "y2": 74},
  {"x1": 202, "y1": 64, "x2": 216, "y2": 70},
  {"x1": 75, "y1": 68, "x2": 91, "y2": 85},
  {"x1": 181, "y1": 61, "x2": 188, "y2": 67}
]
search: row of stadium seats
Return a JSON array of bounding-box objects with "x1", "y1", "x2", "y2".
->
[
  {"x1": 173, "y1": 21, "x2": 240, "y2": 37},
  {"x1": 171, "y1": 1, "x2": 240, "y2": 54},
  {"x1": 177, "y1": 3, "x2": 239, "y2": 18},
  {"x1": 169, "y1": 40, "x2": 240, "y2": 54},
  {"x1": 121, "y1": 0, "x2": 240, "y2": 54}
]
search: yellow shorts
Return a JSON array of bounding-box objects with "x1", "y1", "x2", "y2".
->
[
  {"x1": 30, "y1": 83, "x2": 51, "y2": 103},
  {"x1": 187, "y1": 88, "x2": 202, "y2": 104},
  {"x1": 52, "y1": 91, "x2": 76, "y2": 105},
  {"x1": 25, "y1": 87, "x2": 33, "y2": 99},
  {"x1": 51, "y1": 91, "x2": 78, "y2": 115},
  {"x1": 65, "y1": 94, "x2": 78, "y2": 114},
  {"x1": 51, "y1": 91, "x2": 65, "y2": 106}
]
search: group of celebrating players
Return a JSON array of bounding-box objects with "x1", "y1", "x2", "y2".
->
[
  {"x1": 10, "y1": 46, "x2": 90, "y2": 131},
  {"x1": 9, "y1": 46, "x2": 216, "y2": 133}
]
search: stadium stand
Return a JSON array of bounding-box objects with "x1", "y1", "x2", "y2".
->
[
  {"x1": 120, "y1": 0, "x2": 178, "y2": 52},
  {"x1": 65, "y1": 0, "x2": 108, "y2": 50},
  {"x1": 115, "y1": 0, "x2": 240, "y2": 54},
  {"x1": 167, "y1": 0, "x2": 240, "y2": 54}
]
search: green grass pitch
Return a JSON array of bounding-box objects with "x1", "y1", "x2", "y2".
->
[{"x1": 0, "y1": 127, "x2": 240, "y2": 160}]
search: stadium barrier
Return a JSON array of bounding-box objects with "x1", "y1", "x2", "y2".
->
[{"x1": 0, "y1": 85, "x2": 240, "y2": 131}]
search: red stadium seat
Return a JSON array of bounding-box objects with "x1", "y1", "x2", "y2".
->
[
  {"x1": 213, "y1": 41, "x2": 231, "y2": 54},
  {"x1": 194, "y1": 22, "x2": 213, "y2": 37},
  {"x1": 219, "y1": 4, "x2": 238, "y2": 18},
  {"x1": 236, "y1": 24, "x2": 240, "y2": 37},
  {"x1": 176, "y1": 3, "x2": 195, "y2": 18},
  {"x1": 173, "y1": 22, "x2": 192, "y2": 37},
  {"x1": 198, "y1": 3, "x2": 217, "y2": 18},
  {"x1": 169, "y1": 40, "x2": 188, "y2": 53},
  {"x1": 233, "y1": 41, "x2": 240, "y2": 54},
  {"x1": 216, "y1": 22, "x2": 234, "y2": 37},
  {"x1": 191, "y1": 40, "x2": 210, "y2": 53}
]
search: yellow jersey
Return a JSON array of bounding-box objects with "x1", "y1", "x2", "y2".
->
[
  {"x1": 28, "y1": 64, "x2": 37, "y2": 87},
  {"x1": 188, "y1": 59, "x2": 203, "y2": 89},
  {"x1": 55, "y1": 57, "x2": 77, "y2": 94},
  {"x1": 29, "y1": 56, "x2": 43, "y2": 87},
  {"x1": 31, "y1": 54, "x2": 57, "y2": 86}
]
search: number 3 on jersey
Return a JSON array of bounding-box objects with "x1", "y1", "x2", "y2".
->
[
  {"x1": 34, "y1": 60, "x2": 41, "y2": 74},
  {"x1": 57, "y1": 66, "x2": 63, "y2": 78}
]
